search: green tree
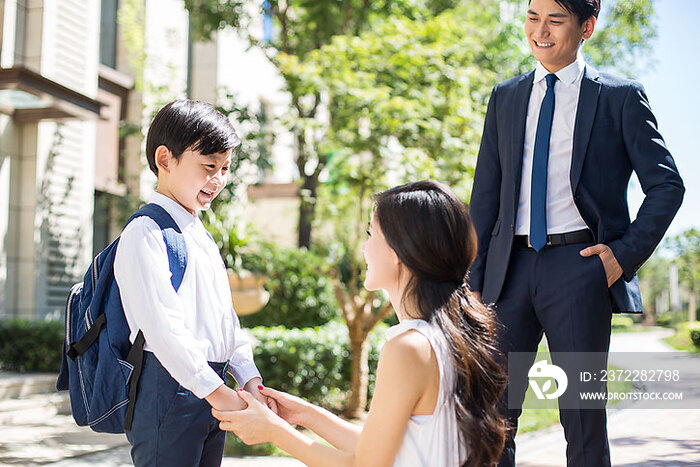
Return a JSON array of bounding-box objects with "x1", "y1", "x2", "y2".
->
[
  {"x1": 186, "y1": 0, "x2": 433, "y2": 248},
  {"x1": 307, "y1": 5, "x2": 508, "y2": 414},
  {"x1": 586, "y1": 0, "x2": 657, "y2": 77},
  {"x1": 186, "y1": 0, "x2": 657, "y2": 415}
]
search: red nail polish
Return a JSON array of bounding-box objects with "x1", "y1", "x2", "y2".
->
[
  {"x1": 237, "y1": 388, "x2": 243, "y2": 392},
  {"x1": 257, "y1": 385, "x2": 264, "y2": 390}
]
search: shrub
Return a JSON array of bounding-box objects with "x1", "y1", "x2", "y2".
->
[
  {"x1": 611, "y1": 315, "x2": 635, "y2": 331},
  {"x1": 662, "y1": 321, "x2": 700, "y2": 353},
  {"x1": 240, "y1": 321, "x2": 386, "y2": 408},
  {"x1": 689, "y1": 323, "x2": 700, "y2": 350},
  {"x1": 656, "y1": 310, "x2": 687, "y2": 328},
  {"x1": 240, "y1": 246, "x2": 339, "y2": 328},
  {"x1": 224, "y1": 433, "x2": 279, "y2": 457},
  {"x1": 0, "y1": 319, "x2": 64, "y2": 372}
]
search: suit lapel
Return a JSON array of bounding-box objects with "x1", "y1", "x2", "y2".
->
[
  {"x1": 511, "y1": 72, "x2": 535, "y2": 199},
  {"x1": 570, "y1": 65, "x2": 601, "y2": 191}
]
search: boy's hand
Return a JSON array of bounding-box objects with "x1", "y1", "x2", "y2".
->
[
  {"x1": 205, "y1": 384, "x2": 246, "y2": 411},
  {"x1": 244, "y1": 377, "x2": 279, "y2": 414}
]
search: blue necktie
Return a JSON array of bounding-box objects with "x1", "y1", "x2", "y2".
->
[{"x1": 530, "y1": 73, "x2": 558, "y2": 252}]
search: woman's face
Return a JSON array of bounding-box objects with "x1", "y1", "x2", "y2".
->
[{"x1": 362, "y1": 214, "x2": 401, "y2": 292}]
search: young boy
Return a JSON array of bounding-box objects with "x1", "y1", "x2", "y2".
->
[{"x1": 114, "y1": 99, "x2": 265, "y2": 466}]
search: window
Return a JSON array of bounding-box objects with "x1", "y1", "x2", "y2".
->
[{"x1": 100, "y1": 0, "x2": 118, "y2": 68}]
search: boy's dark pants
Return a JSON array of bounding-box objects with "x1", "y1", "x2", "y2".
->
[
  {"x1": 126, "y1": 352, "x2": 228, "y2": 467},
  {"x1": 496, "y1": 242, "x2": 613, "y2": 467}
]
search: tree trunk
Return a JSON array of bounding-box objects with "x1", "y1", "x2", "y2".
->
[
  {"x1": 297, "y1": 173, "x2": 319, "y2": 248},
  {"x1": 689, "y1": 293, "x2": 697, "y2": 322},
  {"x1": 345, "y1": 334, "x2": 369, "y2": 418},
  {"x1": 298, "y1": 195, "x2": 314, "y2": 248},
  {"x1": 643, "y1": 305, "x2": 657, "y2": 326}
]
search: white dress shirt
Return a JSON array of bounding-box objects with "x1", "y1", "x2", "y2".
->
[
  {"x1": 114, "y1": 192, "x2": 260, "y2": 399},
  {"x1": 515, "y1": 53, "x2": 589, "y2": 235}
]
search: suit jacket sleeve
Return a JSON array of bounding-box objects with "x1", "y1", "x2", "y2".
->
[
  {"x1": 468, "y1": 86, "x2": 502, "y2": 292},
  {"x1": 608, "y1": 82, "x2": 684, "y2": 281}
]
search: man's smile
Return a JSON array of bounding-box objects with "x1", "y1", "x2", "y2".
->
[{"x1": 534, "y1": 40, "x2": 555, "y2": 48}]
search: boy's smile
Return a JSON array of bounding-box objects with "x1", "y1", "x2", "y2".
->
[{"x1": 156, "y1": 146, "x2": 231, "y2": 214}]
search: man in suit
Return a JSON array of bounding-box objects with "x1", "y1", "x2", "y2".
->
[{"x1": 468, "y1": 0, "x2": 684, "y2": 465}]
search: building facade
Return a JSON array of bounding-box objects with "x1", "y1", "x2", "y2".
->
[
  {"x1": 0, "y1": 0, "x2": 145, "y2": 319},
  {"x1": 0, "y1": 0, "x2": 297, "y2": 320}
]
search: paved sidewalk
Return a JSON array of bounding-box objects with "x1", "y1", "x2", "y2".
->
[{"x1": 37, "y1": 445, "x2": 304, "y2": 467}]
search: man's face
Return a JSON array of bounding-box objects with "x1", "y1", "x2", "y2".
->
[{"x1": 525, "y1": 0, "x2": 595, "y2": 73}]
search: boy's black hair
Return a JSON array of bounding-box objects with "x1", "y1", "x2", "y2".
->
[
  {"x1": 532, "y1": 0, "x2": 600, "y2": 24},
  {"x1": 146, "y1": 99, "x2": 241, "y2": 176}
]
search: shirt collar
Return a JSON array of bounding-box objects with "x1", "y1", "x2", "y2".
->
[
  {"x1": 149, "y1": 191, "x2": 197, "y2": 230},
  {"x1": 533, "y1": 52, "x2": 586, "y2": 87}
]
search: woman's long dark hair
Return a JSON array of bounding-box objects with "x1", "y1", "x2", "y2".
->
[{"x1": 374, "y1": 180, "x2": 506, "y2": 466}]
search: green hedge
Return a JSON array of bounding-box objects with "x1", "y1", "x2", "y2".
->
[
  {"x1": 240, "y1": 246, "x2": 339, "y2": 328},
  {"x1": 656, "y1": 310, "x2": 687, "y2": 328},
  {"x1": 224, "y1": 433, "x2": 279, "y2": 457},
  {"x1": 689, "y1": 323, "x2": 700, "y2": 350},
  {"x1": 242, "y1": 321, "x2": 386, "y2": 408},
  {"x1": 611, "y1": 315, "x2": 635, "y2": 331},
  {"x1": 0, "y1": 319, "x2": 64, "y2": 372},
  {"x1": 0, "y1": 315, "x2": 391, "y2": 412}
]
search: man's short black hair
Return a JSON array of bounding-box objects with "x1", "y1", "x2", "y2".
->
[
  {"x1": 531, "y1": 0, "x2": 600, "y2": 24},
  {"x1": 146, "y1": 99, "x2": 241, "y2": 176}
]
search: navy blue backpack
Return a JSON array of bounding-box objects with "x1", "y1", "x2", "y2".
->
[{"x1": 56, "y1": 204, "x2": 187, "y2": 433}]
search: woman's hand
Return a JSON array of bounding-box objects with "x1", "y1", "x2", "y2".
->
[
  {"x1": 212, "y1": 389, "x2": 284, "y2": 445},
  {"x1": 243, "y1": 378, "x2": 279, "y2": 414},
  {"x1": 259, "y1": 386, "x2": 312, "y2": 427}
]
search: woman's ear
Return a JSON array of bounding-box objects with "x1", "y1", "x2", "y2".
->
[
  {"x1": 395, "y1": 256, "x2": 408, "y2": 286},
  {"x1": 392, "y1": 249, "x2": 401, "y2": 267},
  {"x1": 155, "y1": 145, "x2": 172, "y2": 174}
]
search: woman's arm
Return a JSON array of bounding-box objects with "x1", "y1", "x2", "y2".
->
[
  {"x1": 302, "y1": 403, "x2": 362, "y2": 451},
  {"x1": 259, "y1": 387, "x2": 362, "y2": 452},
  {"x1": 215, "y1": 330, "x2": 434, "y2": 467}
]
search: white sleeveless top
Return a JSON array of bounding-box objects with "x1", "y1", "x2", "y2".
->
[{"x1": 385, "y1": 319, "x2": 466, "y2": 466}]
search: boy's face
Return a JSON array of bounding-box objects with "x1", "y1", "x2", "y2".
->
[
  {"x1": 158, "y1": 147, "x2": 231, "y2": 214},
  {"x1": 525, "y1": 0, "x2": 595, "y2": 73}
]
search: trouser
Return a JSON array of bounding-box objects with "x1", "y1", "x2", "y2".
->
[
  {"x1": 495, "y1": 242, "x2": 613, "y2": 467},
  {"x1": 126, "y1": 352, "x2": 228, "y2": 467}
]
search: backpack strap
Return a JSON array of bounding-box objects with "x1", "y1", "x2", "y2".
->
[
  {"x1": 126, "y1": 203, "x2": 188, "y2": 290},
  {"x1": 122, "y1": 203, "x2": 189, "y2": 431},
  {"x1": 66, "y1": 313, "x2": 106, "y2": 360}
]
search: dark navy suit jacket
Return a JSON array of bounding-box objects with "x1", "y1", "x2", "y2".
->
[{"x1": 468, "y1": 66, "x2": 684, "y2": 313}]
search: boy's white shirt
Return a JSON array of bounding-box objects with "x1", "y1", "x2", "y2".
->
[{"x1": 114, "y1": 192, "x2": 261, "y2": 399}]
